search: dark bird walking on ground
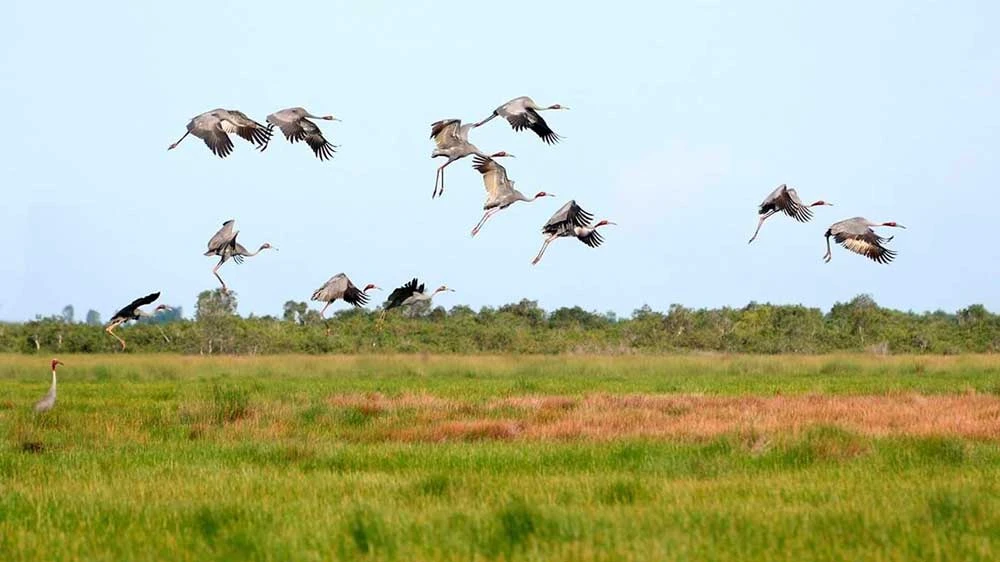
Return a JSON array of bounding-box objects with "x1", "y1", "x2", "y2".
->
[
  {"x1": 532, "y1": 200, "x2": 615, "y2": 265},
  {"x1": 106, "y1": 292, "x2": 171, "y2": 350},
  {"x1": 748, "y1": 184, "x2": 832, "y2": 244},
  {"x1": 823, "y1": 217, "x2": 906, "y2": 264}
]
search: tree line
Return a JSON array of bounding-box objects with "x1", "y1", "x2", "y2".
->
[{"x1": 1, "y1": 290, "x2": 997, "y2": 354}]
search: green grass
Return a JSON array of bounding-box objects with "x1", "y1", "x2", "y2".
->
[{"x1": 1, "y1": 354, "x2": 999, "y2": 561}]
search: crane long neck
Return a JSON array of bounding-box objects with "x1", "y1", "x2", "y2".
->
[
  {"x1": 245, "y1": 245, "x2": 267, "y2": 257},
  {"x1": 50, "y1": 369, "x2": 57, "y2": 391}
]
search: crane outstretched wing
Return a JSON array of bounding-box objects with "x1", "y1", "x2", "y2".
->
[
  {"x1": 759, "y1": 184, "x2": 812, "y2": 222},
  {"x1": 579, "y1": 229, "x2": 605, "y2": 248},
  {"x1": 110, "y1": 291, "x2": 160, "y2": 322},
  {"x1": 430, "y1": 119, "x2": 462, "y2": 149},
  {"x1": 473, "y1": 155, "x2": 514, "y2": 205},
  {"x1": 266, "y1": 111, "x2": 305, "y2": 143},
  {"x1": 300, "y1": 119, "x2": 337, "y2": 161},
  {"x1": 385, "y1": 278, "x2": 419, "y2": 310},
  {"x1": 221, "y1": 110, "x2": 272, "y2": 149},
  {"x1": 342, "y1": 280, "x2": 370, "y2": 307},
  {"x1": 506, "y1": 109, "x2": 561, "y2": 145},
  {"x1": 543, "y1": 200, "x2": 593, "y2": 235},
  {"x1": 312, "y1": 273, "x2": 349, "y2": 302},
  {"x1": 191, "y1": 115, "x2": 234, "y2": 158},
  {"x1": 834, "y1": 230, "x2": 897, "y2": 264},
  {"x1": 779, "y1": 188, "x2": 814, "y2": 222},
  {"x1": 206, "y1": 220, "x2": 237, "y2": 254}
]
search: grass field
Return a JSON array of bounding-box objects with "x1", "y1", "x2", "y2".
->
[{"x1": 2, "y1": 354, "x2": 1000, "y2": 561}]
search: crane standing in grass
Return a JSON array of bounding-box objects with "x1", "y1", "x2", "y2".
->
[
  {"x1": 823, "y1": 217, "x2": 906, "y2": 264},
  {"x1": 474, "y1": 96, "x2": 569, "y2": 144},
  {"x1": 469, "y1": 155, "x2": 554, "y2": 237},
  {"x1": 34, "y1": 359, "x2": 64, "y2": 413},
  {"x1": 748, "y1": 184, "x2": 832, "y2": 244},
  {"x1": 106, "y1": 292, "x2": 172, "y2": 350}
]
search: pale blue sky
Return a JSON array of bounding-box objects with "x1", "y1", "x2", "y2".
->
[{"x1": 2, "y1": 1, "x2": 997, "y2": 321}]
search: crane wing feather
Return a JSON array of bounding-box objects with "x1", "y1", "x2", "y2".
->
[
  {"x1": 833, "y1": 229, "x2": 897, "y2": 264},
  {"x1": 267, "y1": 111, "x2": 306, "y2": 143},
  {"x1": 206, "y1": 220, "x2": 237, "y2": 254},
  {"x1": 506, "y1": 109, "x2": 561, "y2": 144},
  {"x1": 385, "y1": 278, "x2": 419, "y2": 310},
  {"x1": 473, "y1": 155, "x2": 514, "y2": 204},
  {"x1": 110, "y1": 291, "x2": 160, "y2": 322},
  {"x1": 579, "y1": 229, "x2": 605, "y2": 248},
  {"x1": 312, "y1": 273, "x2": 349, "y2": 302},
  {"x1": 543, "y1": 200, "x2": 593, "y2": 234},
  {"x1": 430, "y1": 119, "x2": 462, "y2": 149}
]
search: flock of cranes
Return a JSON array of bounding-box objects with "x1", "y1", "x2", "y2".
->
[
  {"x1": 747, "y1": 184, "x2": 905, "y2": 263},
  {"x1": 31, "y1": 94, "x2": 907, "y2": 410}
]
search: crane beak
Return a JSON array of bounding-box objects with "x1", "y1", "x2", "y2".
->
[{"x1": 897, "y1": 224, "x2": 906, "y2": 229}]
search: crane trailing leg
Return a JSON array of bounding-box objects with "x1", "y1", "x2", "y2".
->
[
  {"x1": 747, "y1": 210, "x2": 778, "y2": 244},
  {"x1": 167, "y1": 130, "x2": 190, "y2": 151},
  {"x1": 433, "y1": 158, "x2": 457, "y2": 199},
  {"x1": 212, "y1": 260, "x2": 228, "y2": 293},
  {"x1": 822, "y1": 232, "x2": 834, "y2": 263},
  {"x1": 531, "y1": 235, "x2": 559, "y2": 265},
  {"x1": 471, "y1": 208, "x2": 502, "y2": 237},
  {"x1": 105, "y1": 319, "x2": 127, "y2": 350},
  {"x1": 473, "y1": 111, "x2": 499, "y2": 128}
]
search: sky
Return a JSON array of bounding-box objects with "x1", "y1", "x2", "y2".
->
[{"x1": 1, "y1": 1, "x2": 998, "y2": 321}]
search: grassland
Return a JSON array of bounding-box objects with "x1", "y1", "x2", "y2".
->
[{"x1": 2, "y1": 354, "x2": 1000, "y2": 561}]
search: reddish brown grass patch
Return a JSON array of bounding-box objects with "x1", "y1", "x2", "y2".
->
[{"x1": 319, "y1": 392, "x2": 1000, "y2": 442}]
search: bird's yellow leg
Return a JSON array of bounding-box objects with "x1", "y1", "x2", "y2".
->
[{"x1": 105, "y1": 321, "x2": 126, "y2": 350}]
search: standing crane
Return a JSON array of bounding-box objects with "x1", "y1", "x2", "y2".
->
[
  {"x1": 106, "y1": 292, "x2": 171, "y2": 350},
  {"x1": 469, "y1": 155, "x2": 554, "y2": 236},
  {"x1": 430, "y1": 118, "x2": 512, "y2": 198},
  {"x1": 378, "y1": 278, "x2": 454, "y2": 325},
  {"x1": 34, "y1": 359, "x2": 64, "y2": 413},
  {"x1": 474, "y1": 96, "x2": 569, "y2": 145},
  {"x1": 168, "y1": 108, "x2": 272, "y2": 157},
  {"x1": 311, "y1": 273, "x2": 380, "y2": 317},
  {"x1": 204, "y1": 219, "x2": 276, "y2": 292},
  {"x1": 748, "y1": 184, "x2": 832, "y2": 244},
  {"x1": 266, "y1": 107, "x2": 340, "y2": 160},
  {"x1": 823, "y1": 217, "x2": 906, "y2": 264},
  {"x1": 532, "y1": 200, "x2": 615, "y2": 265}
]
